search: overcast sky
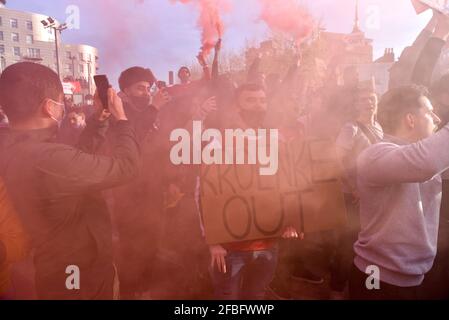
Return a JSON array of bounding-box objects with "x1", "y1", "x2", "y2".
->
[{"x1": 5, "y1": 0, "x2": 434, "y2": 85}]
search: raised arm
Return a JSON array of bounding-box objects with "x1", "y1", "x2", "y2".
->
[
  {"x1": 389, "y1": 12, "x2": 438, "y2": 89},
  {"x1": 197, "y1": 53, "x2": 211, "y2": 81},
  {"x1": 211, "y1": 39, "x2": 222, "y2": 80},
  {"x1": 35, "y1": 89, "x2": 141, "y2": 196},
  {"x1": 411, "y1": 12, "x2": 449, "y2": 87},
  {"x1": 359, "y1": 125, "x2": 449, "y2": 186}
]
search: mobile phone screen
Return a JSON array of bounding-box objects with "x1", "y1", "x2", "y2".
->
[{"x1": 93, "y1": 75, "x2": 111, "y2": 109}]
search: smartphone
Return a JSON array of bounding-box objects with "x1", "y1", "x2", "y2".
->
[{"x1": 93, "y1": 75, "x2": 111, "y2": 109}]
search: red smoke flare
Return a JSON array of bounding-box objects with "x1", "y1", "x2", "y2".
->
[
  {"x1": 258, "y1": 0, "x2": 315, "y2": 46},
  {"x1": 75, "y1": 0, "x2": 154, "y2": 74},
  {"x1": 172, "y1": 0, "x2": 230, "y2": 58}
]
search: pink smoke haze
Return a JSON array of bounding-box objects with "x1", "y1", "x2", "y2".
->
[
  {"x1": 258, "y1": 0, "x2": 315, "y2": 46},
  {"x1": 171, "y1": 0, "x2": 231, "y2": 58},
  {"x1": 75, "y1": 0, "x2": 153, "y2": 73}
]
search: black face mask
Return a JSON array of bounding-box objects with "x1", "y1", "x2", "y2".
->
[
  {"x1": 130, "y1": 95, "x2": 151, "y2": 109},
  {"x1": 239, "y1": 110, "x2": 266, "y2": 128}
]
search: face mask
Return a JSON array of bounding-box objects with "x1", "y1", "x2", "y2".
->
[
  {"x1": 130, "y1": 95, "x2": 151, "y2": 109},
  {"x1": 49, "y1": 100, "x2": 66, "y2": 128}
]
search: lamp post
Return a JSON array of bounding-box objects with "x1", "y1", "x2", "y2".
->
[
  {"x1": 82, "y1": 59, "x2": 92, "y2": 95},
  {"x1": 41, "y1": 17, "x2": 67, "y2": 80}
]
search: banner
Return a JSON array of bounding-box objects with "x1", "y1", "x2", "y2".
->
[
  {"x1": 62, "y1": 81, "x2": 82, "y2": 95},
  {"x1": 200, "y1": 137, "x2": 347, "y2": 245},
  {"x1": 412, "y1": 0, "x2": 449, "y2": 15}
]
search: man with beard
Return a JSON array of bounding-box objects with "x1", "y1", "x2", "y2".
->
[
  {"x1": 113, "y1": 66, "x2": 171, "y2": 299},
  {"x1": 209, "y1": 84, "x2": 301, "y2": 300}
]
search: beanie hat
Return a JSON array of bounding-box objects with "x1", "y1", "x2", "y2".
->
[{"x1": 118, "y1": 67, "x2": 156, "y2": 91}]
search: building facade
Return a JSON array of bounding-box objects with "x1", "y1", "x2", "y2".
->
[
  {"x1": 318, "y1": 0, "x2": 395, "y2": 95},
  {"x1": 0, "y1": 5, "x2": 98, "y2": 98}
]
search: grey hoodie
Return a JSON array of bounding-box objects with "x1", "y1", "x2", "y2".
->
[{"x1": 354, "y1": 125, "x2": 449, "y2": 287}]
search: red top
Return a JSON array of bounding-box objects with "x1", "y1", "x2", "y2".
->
[{"x1": 224, "y1": 238, "x2": 277, "y2": 252}]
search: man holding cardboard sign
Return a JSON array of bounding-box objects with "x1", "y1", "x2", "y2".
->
[
  {"x1": 201, "y1": 84, "x2": 347, "y2": 300},
  {"x1": 203, "y1": 84, "x2": 301, "y2": 300}
]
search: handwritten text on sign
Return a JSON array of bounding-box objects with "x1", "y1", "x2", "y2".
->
[{"x1": 200, "y1": 138, "x2": 347, "y2": 245}]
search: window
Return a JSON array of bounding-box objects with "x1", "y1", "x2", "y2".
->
[
  {"x1": 0, "y1": 31, "x2": 3, "y2": 41},
  {"x1": 13, "y1": 47, "x2": 21, "y2": 57},
  {"x1": 10, "y1": 18, "x2": 18, "y2": 28},
  {"x1": 0, "y1": 45, "x2": 4, "y2": 55},
  {"x1": 26, "y1": 35, "x2": 33, "y2": 44},
  {"x1": 27, "y1": 48, "x2": 40, "y2": 58},
  {"x1": 79, "y1": 52, "x2": 83, "y2": 61},
  {"x1": 26, "y1": 20, "x2": 33, "y2": 31},
  {"x1": 65, "y1": 64, "x2": 73, "y2": 74},
  {"x1": 0, "y1": 17, "x2": 3, "y2": 27},
  {"x1": 11, "y1": 33, "x2": 19, "y2": 42},
  {"x1": 66, "y1": 51, "x2": 72, "y2": 59},
  {"x1": 79, "y1": 64, "x2": 84, "y2": 73}
]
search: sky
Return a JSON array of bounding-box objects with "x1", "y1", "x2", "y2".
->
[{"x1": 4, "y1": 0, "x2": 434, "y2": 85}]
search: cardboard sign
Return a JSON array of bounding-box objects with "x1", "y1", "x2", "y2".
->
[
  {"x1": 200, "y1": 137, "x2": 347, "y2": 245},
  {"x1": 412, "y1": 0, "x2": 449, "y2": 15}
]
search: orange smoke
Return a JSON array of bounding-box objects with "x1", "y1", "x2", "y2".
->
[
  {"x1": 258, "y1": 0, "x2": 315, "y2": 46},
  {"x1": 172, "y1": 0, "x2": 230, "y2": 58}
]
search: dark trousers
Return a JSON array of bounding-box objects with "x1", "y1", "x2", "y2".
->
[
  {"x1": 348, "y1": 265, "x2": 423, "y2": 300},
  {"x1": 419, "y1": 179, "x2": 449, "y2": 299},
  {"x1": 330, "y1": 193, "x2": 360, "y2": 291}
]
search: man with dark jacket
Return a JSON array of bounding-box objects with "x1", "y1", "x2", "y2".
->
[
  {"x1": 0, "y1": 62, "x2": 140, "y2": 300},
  {"x1": 112, "y1": 66, "x2": 170, "y2": 299}
]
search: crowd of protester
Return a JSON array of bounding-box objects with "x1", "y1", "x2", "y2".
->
[{"x1": 1, "y1": 11, "x2": 449, "y2": 301}]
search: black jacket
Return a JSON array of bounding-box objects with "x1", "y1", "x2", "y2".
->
[
  {"x1": 0, "y1": 119, "x2": 140, "y2": 299},
  {"x1": 411, "y1": 37, "x2": 446, "y2": 88}
]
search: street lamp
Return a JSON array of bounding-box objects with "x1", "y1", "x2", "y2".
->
[
  {"x1": 41, "y1": 17, "x2": 67, "y2": 79},
  {"x1": 82, "y1": 58, "x2": 92, "y2": 95}
]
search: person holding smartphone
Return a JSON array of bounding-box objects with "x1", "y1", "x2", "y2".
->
[
  {"x1": 0, "y1": 62, "x2": 140, "y2": 299},
  {"x1": 113, "y1": 66, "x2": 171, "y2": 299}
]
